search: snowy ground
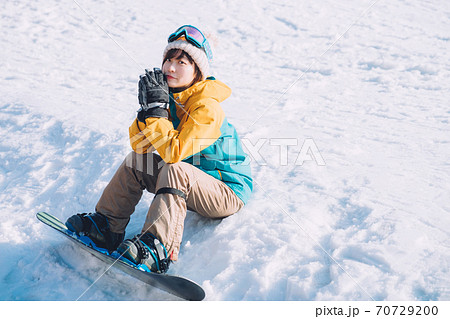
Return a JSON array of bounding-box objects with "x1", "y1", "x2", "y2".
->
[{"x1": 1, "y1": 0, "x2": 449, "y2": 301}]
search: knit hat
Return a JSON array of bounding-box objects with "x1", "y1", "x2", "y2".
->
[{"x1": 163, "y1": 40, "x2": 210, "y2": 80}]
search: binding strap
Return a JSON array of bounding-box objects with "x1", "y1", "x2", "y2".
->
[
  {"x1": 155, "y1": 187, "x2": 187, "y2": 201},
  {"x1": 131, "y1": 236, "x2": 149, "y2": 260}
]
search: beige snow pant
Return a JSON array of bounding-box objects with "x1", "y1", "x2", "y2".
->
[{"x1": 95, "y1": 152, "x2": 244, "y2": 260}]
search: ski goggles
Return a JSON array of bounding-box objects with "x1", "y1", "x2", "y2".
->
[{"x1": 168, "y1": 25, "x2": 213, "y2": 62}]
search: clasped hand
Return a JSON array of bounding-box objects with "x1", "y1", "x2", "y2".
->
[{"x1": 137, "y1": 68, "x2": 169, "y2": 122}]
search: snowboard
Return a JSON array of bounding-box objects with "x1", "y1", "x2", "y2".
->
[{"x1": 36, "y1": 212, "x2": 205, "y2": 301}]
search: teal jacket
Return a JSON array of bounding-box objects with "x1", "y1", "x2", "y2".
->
[{"x1": 181, "y1": 117, "x2": 253, "y2": 204}]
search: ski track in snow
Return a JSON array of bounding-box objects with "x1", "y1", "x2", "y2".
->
[{"x1": 1, "y1": 0, "x2": 449, "y2": 300}]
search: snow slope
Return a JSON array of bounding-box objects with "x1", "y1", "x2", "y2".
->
[{"x1": 1, "y1": 0, "x2": 449, "y2": 301}]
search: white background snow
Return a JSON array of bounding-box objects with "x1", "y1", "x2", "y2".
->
[{"x1": 1, "y1": 0, "x2": 449, "y2": 301}]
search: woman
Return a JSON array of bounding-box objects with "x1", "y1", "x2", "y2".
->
[{"x1": 65, "y1": 25, "x2": 252, "y2": 273}]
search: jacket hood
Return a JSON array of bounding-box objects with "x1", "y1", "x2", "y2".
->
[{"x1": 172, "y1": 78, "x2": 231, "y2": 106}]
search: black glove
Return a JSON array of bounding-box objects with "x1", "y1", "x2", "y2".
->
[{"x1": 137, "y1": 68, "x2": 170, "y2": 122}]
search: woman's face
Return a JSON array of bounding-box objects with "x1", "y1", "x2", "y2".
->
[{"x1": 162, "y1": 55, "x2": 196, "y2": 89}]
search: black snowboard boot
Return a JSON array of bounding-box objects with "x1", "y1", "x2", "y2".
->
[
  {"x1": 65, "y1": 212, "x2": 124, "y2": 252},
  {"x1": 117, "y1": 233, "x2": 171, "y2": 273}
]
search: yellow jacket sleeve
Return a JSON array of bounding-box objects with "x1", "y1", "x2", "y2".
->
[{"x1": 129, "y1": 99, "x2": 225, "y2": 163}]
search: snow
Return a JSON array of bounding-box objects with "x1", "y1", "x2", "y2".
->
[{"x1": 1, "y1": 0, "x2": 449, "y2": 301}]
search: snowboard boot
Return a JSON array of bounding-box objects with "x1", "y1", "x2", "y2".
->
[
  {"x1": 117, "y1": 233, "x2": 171, "y2": 273},
  {"x1": 65, "y1": 212, "x2": 124, "y2": 252}
]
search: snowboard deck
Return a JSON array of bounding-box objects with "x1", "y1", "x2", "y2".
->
[{"x1": 36, "y1": 212, "x2": 205, "y2": 301}]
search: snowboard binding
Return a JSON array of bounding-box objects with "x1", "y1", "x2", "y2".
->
[
  {"x1": 65, "y1": 212, "x2": 124, "y2": 252},
  {"x1": 117, "y1": 233, "x2": 171, "y2": 274}
]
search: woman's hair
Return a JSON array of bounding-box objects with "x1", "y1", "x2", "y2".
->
[{"x1": 163, "y1": 49, "x2": 203, "y2": 87}]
